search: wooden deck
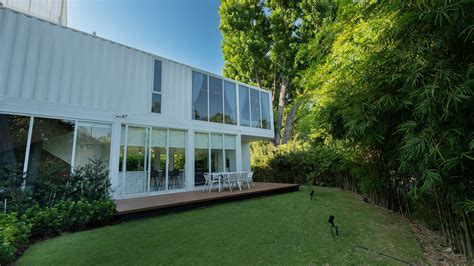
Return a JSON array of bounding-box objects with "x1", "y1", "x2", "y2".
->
[{"x1": 115, "y1": 182, "x2": 299, "y2": 219}]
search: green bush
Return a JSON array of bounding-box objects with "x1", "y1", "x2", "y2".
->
[
  {"x1": 0, "y1": 159, "x2": 116, "y2": 264},
  {"x1": 22, "y1": 205, "x2": 63, "y2": 239},
  {"x1": 251, "y1": 140, "x2": 359, "y2": 190},
  {"x1": 0, "y1": 214, "x2": 30, "y2": 265},
  {"x1": 23, "y1": 199, "x2": 116, "y2": 239}
]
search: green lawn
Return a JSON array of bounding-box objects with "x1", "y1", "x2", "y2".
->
[{"x1": 18, "y1": 187, "x2": 424, "y2": 265}]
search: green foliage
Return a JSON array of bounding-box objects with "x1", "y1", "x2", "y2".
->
[
  {"x1": 23, "y1": 199, "x2": 116, "y2": 239},
  {"x1": 0, "y1": 160, "x2": 116, "y2": 264},
  {"x1": 232, "y1": 0, "x2": 473, "y2": 256},
  {"x1": 251, "y1": 140, "x2": 359, "y2": 190},
  {"x1": 1, "y1": 159, "x2": 112, "y2": 213},
  {"x1": 0, "y1": 164, "x2": 34, "y2": 214},
  {"x1": 295, "y1": 0, "x2": 474, "y2": 256},
  {"x1": 0, "y1": 214, "x2": 30, "y2": 265}
]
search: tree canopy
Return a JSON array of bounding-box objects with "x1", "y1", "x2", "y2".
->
[{"x1": 220, "y1": 0, "x2": 473, "y2": 258}]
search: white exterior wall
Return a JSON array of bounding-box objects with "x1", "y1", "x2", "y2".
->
[
  {"x1": 0, "y1": 7, "x2": 273, "y2": 198},
  {"x1": 241, "y1": 141, "x2": 251, "y2": 172},
  {"x1": 0, "y1": 7, "x2": 273, "y2": 139},
  {"x1": 0, "y1": 0, "x2": 67, "y2": 25}
]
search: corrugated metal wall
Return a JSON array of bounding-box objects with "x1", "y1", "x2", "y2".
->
[
  {"x1": 0, "y1": 7, "x2": 154, "y2": 113},
  {"x1": 0, "y1": 7, "x2": 273, "y2": 139}
]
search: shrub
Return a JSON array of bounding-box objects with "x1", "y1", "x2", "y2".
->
[
  {"x1": 22, "y1": 205, "x2": 63, "y2": 239},
  {"x1": 0, "y1": 164, "x2": 34, "y2": 215},
  {"x1": 0, "y1": 159, "x2": 116, "y2": 264},
  {"x1": 23, "y1": 199, "x2": 116, "y2": 239},
  {"x1": 251, "y1": 140, "x2": 359, "y2": 190},
  {"x1": 0, "y1": 214, "x2": 30, "y2": 265}
]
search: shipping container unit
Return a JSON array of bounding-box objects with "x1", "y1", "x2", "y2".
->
[{"x1": 0, "y1": 7, "x2": 274, "y2": 199}]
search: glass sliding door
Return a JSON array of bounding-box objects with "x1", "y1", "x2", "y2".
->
[
  {"x1": 211, "y1": 134, "x2": 224, "y2": 172},
  {"x1": 224, "y1": 135, "x2": 236, "y2": 172},
  {"x1": 169, "y1": 130, "x2": 186, "y2": 190},
  {"x1": 119, "y1": 125, "x2": 188, "y2": 196},
  {"x1": 122, "y1": 126, "x2": 149, "y2": 195},
  {"x1": 150, "y1": 128, "x2": 167, "y2": 192},
  {"x1": 194, "y1": 132, "x2": 209, "y2": 186}
]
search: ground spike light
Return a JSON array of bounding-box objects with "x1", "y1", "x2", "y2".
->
[{"x1": 328, "y1": 215, "x2": 339, "y2": 236}]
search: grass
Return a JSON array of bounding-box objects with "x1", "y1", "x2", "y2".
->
[{"x1": 18, "y1": 187, "x2": 424, "y2": 265}]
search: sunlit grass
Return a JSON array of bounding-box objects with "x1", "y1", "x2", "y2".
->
[{"x1": 18, "y1": 187, "x2": 423, "y2": 265}]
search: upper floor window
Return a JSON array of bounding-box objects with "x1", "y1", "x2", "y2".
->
[
  {"x1": 192, "y1": 71, "x2": 237, "y2": 125},
  {"x1": 239, "y1": 85, "x2": 271, "y2": 129},
  {"x1": 224, "y1": 81, "x2": 237, "y2": 125},
  {"x1": 152, "y1": 60, "x2": 162, "y2": 113},
  {"x1": 239, "y1": 85, "x2": 251, "y2": 127},
  {"x1": 192, "y1": 71, "x2": 208, "y2": 121},
  {"x1": 192, "y1": 71, "x2": 268, "y2": 129}
]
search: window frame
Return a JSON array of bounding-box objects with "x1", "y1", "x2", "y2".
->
[{"x1": 151, "y1": 59, "x2": 163, "y2": 114}]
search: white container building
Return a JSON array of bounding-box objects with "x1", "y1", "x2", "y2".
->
[{"x1": 0, "y1": 6, "x2": 274, "y2": 199}]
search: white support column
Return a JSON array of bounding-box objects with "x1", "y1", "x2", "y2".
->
[
  {"x1": 236, "y1": 134, "x2": 242, "y2": 172},
  {"x1": 187, "y1": 129, "x2": 195, "y2": 190},
  {"x1": 241, "y1": 140, "x2": 251, "y2": 172},
  {"x1": 109, "y1": 122, "x2": 122, "y2": 199}
]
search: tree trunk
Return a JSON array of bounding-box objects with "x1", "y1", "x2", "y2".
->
[
  {"x1": 272, "y1": 66, "x2": 280, "y2": 104},
  {"x1": 282, "y1": 100, "x2": 303, "y2": 144},
  {"x1": 274, "y1": 78, "x2": 288, "y2": 146}
]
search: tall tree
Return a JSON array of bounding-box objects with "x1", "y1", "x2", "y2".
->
[
  {"x1": 219, "y1": 0, "x2": 270, "y2": 88},
  {"x1": 220, "y1": 0, "x2": 302, "y2": 145}
]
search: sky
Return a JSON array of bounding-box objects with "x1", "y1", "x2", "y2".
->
[{"x1": 68, "y1": 0, "x2": 224, "y2": 75}]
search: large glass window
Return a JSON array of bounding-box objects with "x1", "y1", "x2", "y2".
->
[
  {"x1": 194, "y1": 133, "x2": 209, "y2": 186},
  {"x1": 123, "y1": 126, "x2": 148, "y2": 195},
  {"x1": 224, "y1": 135, "x2": 236, "y2": 172},
  {"x1": 250, "y1": 88, "x2": 261, "y2": 128},
  {"x1": 0, "y1": 114, "x2": 113, "y2": 189},
  {"x1": 168, "y1": 130, "x2": 186, "y2": 190},
  {"x1": 260, "y1": 92, "x2": 271, "y2": 129},
  {"x1": 211, "y1": 134, "x2": 224, "y2": 172},
  {"x1": 120, "y1": 126, "x2": 187, "y2": 196},
  {"x1": 192, "y1": 71, "x2": 208, "y2": 121},
  {"x1": 150, "y1": 129, "x2": 166, "y2": 192},
  {"x1": 151, "y1": 60, "x2": 162, "y2": 113},
  {"x1": 239, "y1": 85, "x2": 251, "y2": 127},
  {"x1": 0, "y1": 114, "x2": 30, "y2": 169},
  {"x1": 27, "y1": 117, "x2": 75, "y2": 185},
  {"x1": 224, "y1": 81, "x2": 237, "y2": 125},
  {"x1": 74, "y1": 122, "x2": 111, "y2": 168},
  {"x1": 209, "y1": 76, "x2": 223, "y2": 123},
  {"x1": 194, "y1": 132, "x2": 236, "y2": 187}
]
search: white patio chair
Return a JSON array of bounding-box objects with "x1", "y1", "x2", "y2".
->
[
  {"x1": 248, "y1": 171, "x2": 255, "y2": 187},
  {"x1": 240, "y1": 172, "x2": 251, "y2": 189},
  {"x1": 202, "y1": 173, "x2": 211, "y2": 192},
  {"x1": 208, "y1": 173, "x2": 223, "y2": 192},
  {"x1": 228, "y1": 172, "x2": 242, "y2": 192}
]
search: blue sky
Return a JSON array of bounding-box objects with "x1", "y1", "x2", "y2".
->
[{"x1": 68, "y1": 0, "x2": 224, "y2": 75}]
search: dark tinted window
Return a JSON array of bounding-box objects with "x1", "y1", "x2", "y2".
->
[
  {"x1": 152, "y1": 93, "x2": 161, "y2": 113},
  {"x1": 192, "y1": 71, "x2": 208, "y2": 121},
  {"x1": 209, "y1": 76, "x2": 223, "y2": 123},
  {"x1": 153, "y1": 60, "x2": 162, "y2": 93}
]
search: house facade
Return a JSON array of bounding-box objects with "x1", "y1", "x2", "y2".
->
[{"x1": 0, "y1": 7, "x2": 274, "y2": 199}]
